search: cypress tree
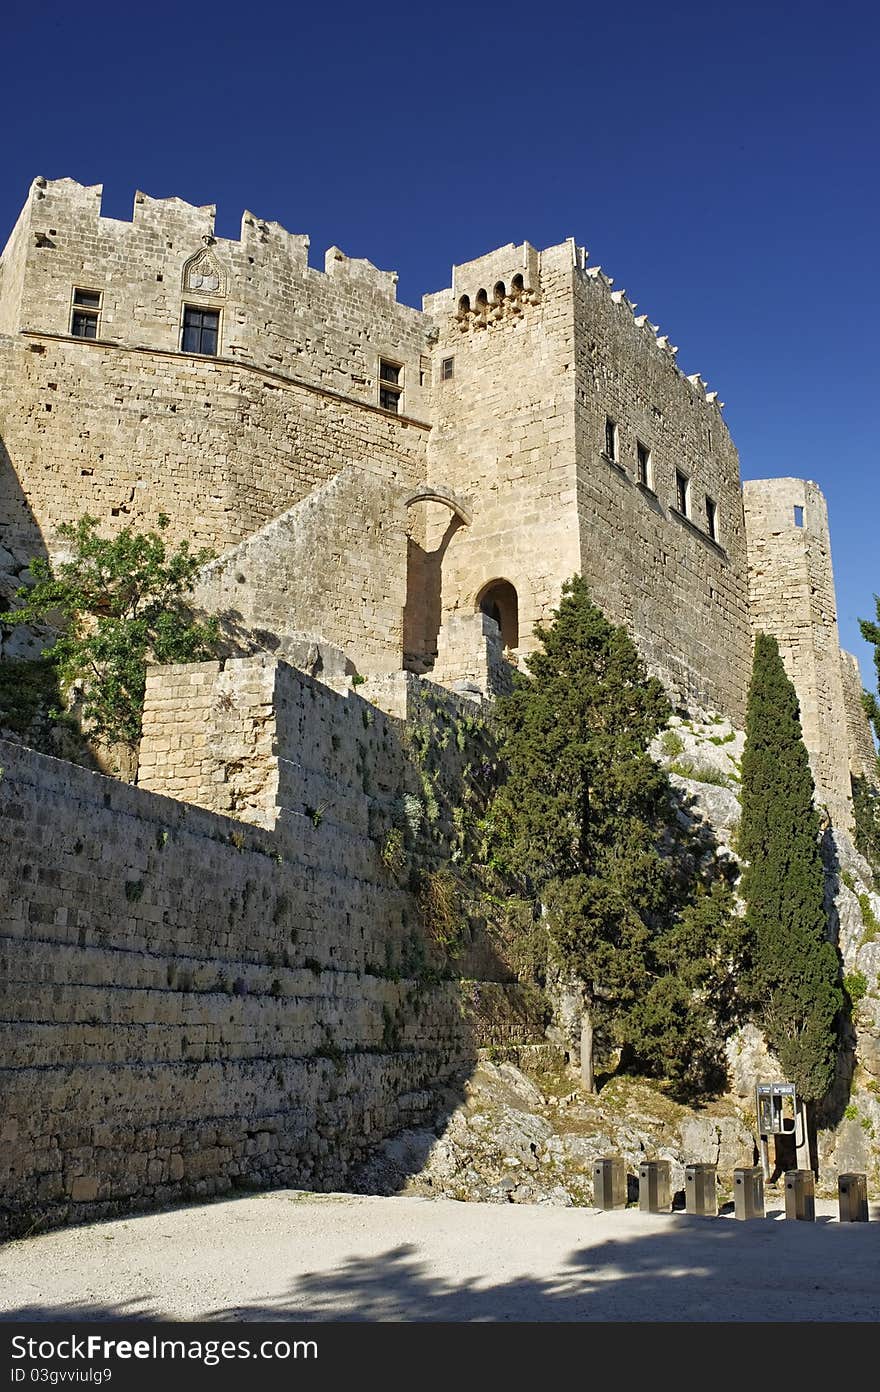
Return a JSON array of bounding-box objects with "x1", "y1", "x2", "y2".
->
[
  {"x1": 487, "y1": 575, "x2": 745, "y2": 1094},
  {"x1": 739, "y1": 632, "x2": 842, "y2": 1101}
]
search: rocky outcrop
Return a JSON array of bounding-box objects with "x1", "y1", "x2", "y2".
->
[{"x1": 351, "y1": 1049, "x2": 755, "y2": 1207}]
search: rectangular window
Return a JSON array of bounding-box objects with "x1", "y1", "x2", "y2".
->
[
  {"x1": 706, "y1": 494, "x2": 718, "y2": 542},
  {"x1": 675, "y1": 469, "x2": 690, "y2": 516},
  {"x1": 636, "y1": 441, "x2": 652, "y2": 489},
  {"x1": 70, "y1": 287, "x2": 101, "y2": 339},
  {"x1": 794, "y1": 505, "x2": 804, "y2": 527},
  {"x1": 181, "y1": 305, "x2": 219, "y2": 355},
  {"x1": 379, "y1": 358, "x2": 403, "y2": 413},
  {"x1": 441, "y1": 356, "x2": 454, "y2": 381},
  {"x1": 604, "y1": 416, "x2": 618, "y2": 462}
]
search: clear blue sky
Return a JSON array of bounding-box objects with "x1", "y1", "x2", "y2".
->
[{"x1": 3, "y1": 0, "x2": 879, "y2": 690}]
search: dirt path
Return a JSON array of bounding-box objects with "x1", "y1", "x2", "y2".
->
[{"x1": 1, "y1": 1191, "x2": 878, "y2": 1322}]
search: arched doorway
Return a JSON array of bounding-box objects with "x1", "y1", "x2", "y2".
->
[{"x1": 476, "y1": 579, "x2": 519, "y2": 650}]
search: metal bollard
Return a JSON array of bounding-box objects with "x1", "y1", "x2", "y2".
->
[
  {"x1": 638, "y1": 1159, "x2": 672, "y2": 1213},
  {"x1": 784, "y1": 1169, "x2": 815, "y2": 1221},
  {"x1": 838, "y1": 1172, "x2": 869, "y2": 1222},
  {"x1": 733, "y1": 1165, "x2": 765, "y2": 1220},
  {"x1": 685, "y1": 1162, "x2": 718, "y2": 1216},
  {"x1": 592, "y1": 1156, "x2": 626, "y2": 1210}
]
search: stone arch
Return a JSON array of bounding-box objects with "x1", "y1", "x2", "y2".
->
[
  {"x1": 457, "y1": 294, "x2": 471, "y2": 317},
  {"x1": 475, "y1": 578, "x2": 519, "y2": 650},
  {"x1": 475, "y1": 287, "x2": 489, "y2": 312},
  {"x1": 403, "y1": 486, "x2": 470, "y2": 674},
  {"x1": 493, "y1": 280, "x2": 506, "y2": 302},
  {"x1": 511, "y1": 273, "x2": 525, "y2": 296},
  {"x1": 404, "y1": 485, "x2": 472, "y2": 527}
]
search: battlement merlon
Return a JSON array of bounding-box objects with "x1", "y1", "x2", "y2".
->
[
  {"x1": 0, "y1": 177, "x2": 410, "y2": 301},
  {"x1": 422, "y1": 235, "x2": 726, "y2": 411}
]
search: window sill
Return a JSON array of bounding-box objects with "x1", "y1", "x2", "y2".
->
[
  {"x1": 601, "y1": 452, "x2": 628, "y2": 478},
  {"x1": 669, "y1": 506, "x2": 727, "y2": 558},
  {"x1": 635, "y1": 480, "x2": 656, "y2": 498}
]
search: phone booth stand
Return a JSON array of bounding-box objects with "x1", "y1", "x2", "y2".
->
[{"x1": 756, "y1": 1081, "x2": 810, "y2": 1179}]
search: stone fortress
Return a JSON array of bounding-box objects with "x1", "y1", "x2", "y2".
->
[
  {"x1": 0, "y1": 176, "x2": 877, "y2": 1231},
  {"x1": 0, "y1": 176, "x2": 872, "y2": 823}
]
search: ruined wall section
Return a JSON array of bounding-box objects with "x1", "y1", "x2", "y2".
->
[
  {"x1": 573, "y1": 269, "x2": 751, "y2": 723},
  {"x1": 743, "y1": 478, "x2": 852, "y2": 827},
  {"x1": 420, "y1": 241, "x2": 580, "y2": 659},
  {"x1": 138, "y1": 657, "x2": 404, "y2": 832},
  {"x1": 192, "y1": 463, "x2": 410, "y2": 675},
  {"x1": 0, "y1": 177, "x2": 431, "y2": 553},
  {"x1": 840, "y1": 650, "x2": 878, "y2": 784}
]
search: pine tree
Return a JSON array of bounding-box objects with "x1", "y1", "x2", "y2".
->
[
  {"x1": 487, "y1": 575, "x2": 745, "y2": 1094},
  {"x1": 739, "y1": 632, "x2": 842, "y2": 1102}
]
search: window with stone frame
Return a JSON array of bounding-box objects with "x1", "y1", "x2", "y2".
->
[
  {"x1": 636, "y1": 440, "x2": 652, "y2": 489},
  {"x1": 379, "y1": 358, "x2": 403, "y2": 413},
  {"x1": 604, "y1": 416, "x2": 618, "y2": 462},
  {"x1": 705, "y1": 494, "x2": 719, "y2": 542},
  {"x1": 70, "y1": 288, "x2": 102, "y2": 339},
  {"x1": 441, "y1": 356, "x2": 454, "y2": 382},
  {"x1": 181, "y1": 304, "x2": 220, "y2": 356},
  {"x1": 675, "y1": 469, "x2": 690, "y2": 516}
]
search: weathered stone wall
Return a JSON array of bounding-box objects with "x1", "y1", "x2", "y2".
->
[
  {"x1": 572, "y1": 267, "x2": 751, "y2": 722},
  {"x1": 0, "y1": 177, "x2": 430, "y2": 554},
  {"x1": 192, "y1": 463, "x2": 411, "y2": 676},
  {"x1": 840, "y1": 649, "x2": 877, "y2": 784},
  {"x1": 421, "y1": 241, "x2": 581, "y2": 661},
  {"x1": 421, "y1": 240, "x2": 751, "y2": 722},
  {"x1": 0, "y1": 331, "x2": 428, "y2": 557},
  {"x1": 743, "y1": 478, "x2": 853, "y2": 828},
  {"x1": 0, "y1": 199, "x2": 30, "y2": 337},
  {"x1": 0, "y1": 666, "x2": 545, "y2": 1236}
]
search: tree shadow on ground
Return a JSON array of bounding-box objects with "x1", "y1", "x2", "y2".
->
[{"x1": 3, "y1": 1215, "x2": 878, "y2": 1324}]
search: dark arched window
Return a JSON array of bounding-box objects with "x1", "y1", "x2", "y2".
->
[
  {"x1": 476, "y1": 579, "x2": 519, "y2": 650},
  {"x1": 493, "y1": 280, "x2": 506, "y2": 302},
  {"x1": 475, "y1": 288, "x2": 489, "y2": 311},
  {"x1": 511, "y1": 273, "x2": 525, "y2": 295},
  {"x1": 457, "y1": 294, "x2": 471, "y2": 317}
]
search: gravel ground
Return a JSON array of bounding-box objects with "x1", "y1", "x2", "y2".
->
[{"x1": 1, "y1": 1190, "x2": 878, "y2": 1322}]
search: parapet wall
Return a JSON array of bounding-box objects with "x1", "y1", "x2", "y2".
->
[
  {"x1": 192, "y1": 462, "x2": 410, "y2": 676},
  {"x1": 0, "y1": 665, "x2": 546, "y2": 1236},
  {"x1": 743, "y1": 478, "x2": 855, "y2": 827}
]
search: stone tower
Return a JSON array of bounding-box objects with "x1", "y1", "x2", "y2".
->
[
  {"x1": 421, "y1": 240, "x2": 752, "y2": 721},
  {"x1": 743, "y1": 478, "x2": 860, "y2": 828}
]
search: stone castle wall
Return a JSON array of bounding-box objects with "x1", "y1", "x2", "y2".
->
[
  {"x1": 573, "y1": 267, "x2": 751, "y2": 723},
  {"x1": 192, "y1": 462, "x2": 411, "y2": 676},
  {"x1": 0, "y1": 177, "x2": 431, "y2": 554},
  {"x1": 0, "y1": 175, "x2": 869, "y2": 813},
  {"x1": 840, "y1": 649, "x2": 878, "y2": 783},
  {"x1": 0, "y1": 666, "x2": 544, "y2": 1236},
  {"x1": 743, "y1": 478, "x2": 854, "y2": 827},
  {"x1": 421, "y1": 241, "x2": 580, "y2": 663}
]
